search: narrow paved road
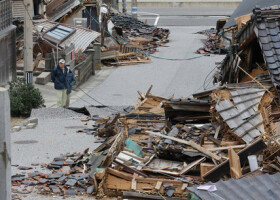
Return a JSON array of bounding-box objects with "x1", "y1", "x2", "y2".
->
[{"x1": 72, "y1": 26, "x2": 225, "y2": 107}]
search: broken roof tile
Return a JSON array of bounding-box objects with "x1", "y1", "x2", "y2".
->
[{"x1": 215, "y1": 88, "x2": 265, "y2": 144}]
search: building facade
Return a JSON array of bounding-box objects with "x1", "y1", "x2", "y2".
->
[{"x1": 0, "y1": 0, "x2": 16, "y2": 86}]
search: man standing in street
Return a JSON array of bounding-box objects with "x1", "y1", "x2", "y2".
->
[
  {"x1": 51, "y1": 59, "x2": 67, "y2": 107},
  {"x1": 65, "y1": 65, "x2": 76, "y2": 107}
]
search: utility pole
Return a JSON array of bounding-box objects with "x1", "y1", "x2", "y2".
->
[
  {"x1": 24, "y1": 0, "x2": 34, "y2": 84},
  {"x1": 0, "y1": 87, "x2": 11, "y2": 200},
  {"x1": 131, "y1": 0, "x2": 137, "y2": 18},
  {"x1": 122, "y1": 0, "x2": 127, "y2": 13}
]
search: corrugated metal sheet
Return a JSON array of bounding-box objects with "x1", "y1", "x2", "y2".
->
[
  {"x1": 35, "y1": 21, "x2": 100, "y2": 52},
  {"x1": 188, "y1": 173, "x2": 280, "y2": 200},
  {"x1": 12, "y1": 0, "x2": 24, "y2": 19},
  {"x1": 215, "y1": 88, "x2": 265, "y2": 144}
]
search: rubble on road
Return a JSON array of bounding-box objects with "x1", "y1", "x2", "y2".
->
[
  {"x1": 196, "y1": 28, "x2": 223, "y2": 55},
  {"x1": 101, "y1": 11, "x2": 169, "y2": 66},
  {"x1": 12, "y1": 150, "x2": 99, "y2": 197},
  {"x1": 11, "y1": 4, "x2": 280, "y2": 200}
]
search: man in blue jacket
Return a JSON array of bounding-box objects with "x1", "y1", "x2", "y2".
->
[
  {"x1": 51, "y1": 59, "x2": 67, "y2": 107},
  {"x1": 65, "y1": 65, "x2": 76, "y2": 107}
]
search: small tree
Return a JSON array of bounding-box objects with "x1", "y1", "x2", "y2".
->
[{"x1": 9, "y1": 78, "x2": 45, "y2": 116}]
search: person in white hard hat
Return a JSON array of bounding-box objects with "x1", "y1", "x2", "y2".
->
[{"x1": 51, "y1": 59, "x2": 67, "y2": 107}]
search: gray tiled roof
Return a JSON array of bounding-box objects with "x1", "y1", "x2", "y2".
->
[
  {"x1": 253, "y1": 6, "x2": 280, "y2": 89},
  {"x1": 215, "y1": 88, "x2": 265, "y2": 143},
  {"x1": 189, "y1": 173, "x2": 280, "y2": 200}
]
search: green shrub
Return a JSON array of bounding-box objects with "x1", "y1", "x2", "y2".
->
[{"x1": 9, "y1": 78, "x2": 45, "y2": 116}]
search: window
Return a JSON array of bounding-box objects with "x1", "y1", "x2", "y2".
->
[{"x1": 43, "y1": 24, "x2": 76, "y2": 44}]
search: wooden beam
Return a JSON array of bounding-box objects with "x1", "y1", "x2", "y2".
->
[
  {"x1": 146, "y1": 131, "x2": 222, "y2": 161},
  {"x1": 113, "y1": 160, "x2": 147, "y2": 177},
  {"x1": 179, "y1": 157, "x2": 206, "y2": 175},
  {"x1": 137, "y1": 90, "x2": 145, "y2": 100},
  {"x1": 33, "y1": 53, "x2": 42, "y2": 71},
  {"x1": 200, "y1": 163, "x2": 215, "y2": 181},
  {"x1": 131, "y1": 178, "x2": 137, "y2": 190},
  {"x1": 207, "y1": 144, "x2": 246, "y2": 151},
  {"x1": 228, "y1": 148, "x2": 242, "y2": 179},
  {"x1": 214, "y1": 125, "x2": 221, "y2": 139},
  {"x1": 93, "y1": 134, "x2": 118, "y2": 152},
  {"x1": 101, "y1": 128, "x2": 125, "y2": 168},
  {"x1": 107, "y1": 168, "x2": 133, "y2": 181},
  {"x1": 145, "y1": 85, "x2": 153, "y2": 97}
]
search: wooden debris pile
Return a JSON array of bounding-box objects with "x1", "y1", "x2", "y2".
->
[
  {"x1": 57, "y1": 84, "x2": 277, "y2": 199},
  {"x1": 87, "y1": 84, "x2": 280, "y2": 199},
  {"x1": 196, "y1": 28, "x2": 227, "y2": 55},
  {"x1": 101, "y1": 12, "x2": 169, "y2": 66},
  {"x1": 12, "y1": 84, "x2": 280, "y2": 199}
]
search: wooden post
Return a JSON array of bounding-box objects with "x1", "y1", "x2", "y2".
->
[{"x1": 228, "y1": 148, "x2": 242, "y2": 179}]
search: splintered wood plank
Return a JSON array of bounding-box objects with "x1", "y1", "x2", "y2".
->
[
  {"x1": 93, "y1": 134, "x2": 118, "y2": 152},
  {"x1": 228, "y1": 148, "x2": 242, "y2": 179},
  {"x1": 214, "y1": 125, "x2": 221, "y2": 139},
  {"x1": 107, "y1": 168, "x2": 133, "y2": 181},
  {"x1": 131, "y1": 178, "x2": 137, "y2": 190},
  {"x1": 145, "y1": 85, "x2": 153, "y2": 97},
  {"x1": 179, "y1": 157, "x2": 206, "y2": 175},
  {"x1": 155, "y1": 181, "x2": 162, "y2": 191},
  {"x1": 101, "y1": 129, "x2": 125, "y2": 168},
  {"x1": 146, "y1": 131, "x2": 222, "y2": 161},
  {"x1": 200, "y1": 163, "x2": 215, "y2": 181},
  {"x1": 181, "y1": 183, "x2": 188, "y2": 191}
]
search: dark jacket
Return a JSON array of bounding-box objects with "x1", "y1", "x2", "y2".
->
[
  {"x1": 65, "y1": 67, "x2": 76, "y2": 94},
  {"x1": 51, "y1": 66, "x2": 66, "y2": 90}
]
